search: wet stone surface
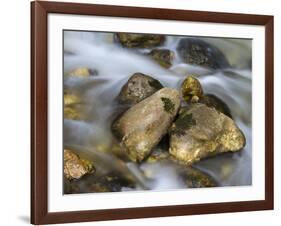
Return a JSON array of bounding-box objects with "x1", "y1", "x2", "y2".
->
[
  {"x1": 177, "y1": 38, "x2": 230, "y2": 69},
  {"x1": 117, "y1": 73, "x2": 163, "y2": 106},
  {"x1": 181, "y1": 75, "x2": 204, "y2": 103},
  {"x1": 169, "y1": 104, "x2": 246, "y2": 165},
  {"x1": 148, "y1": 48, "x2": 175, "y2": 68},
  {"x1": 64, "y1": 149, "x2": 95, "y2": 180},
  {"x1": 112, "y1": 88, "x2": 180, "y2": 162}
]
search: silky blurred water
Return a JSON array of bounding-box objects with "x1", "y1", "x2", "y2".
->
[{"x1": 64, "y1": 30, "x2": 252, "y2": 190}]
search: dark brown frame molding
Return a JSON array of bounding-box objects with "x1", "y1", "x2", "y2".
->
[{"x1": 31, "y1": 1, "x2": 274, "y2": 224}]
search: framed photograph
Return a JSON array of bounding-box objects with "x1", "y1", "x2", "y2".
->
[{"x1": 31, "y1": 1, "x2": 274, "y2": 224}]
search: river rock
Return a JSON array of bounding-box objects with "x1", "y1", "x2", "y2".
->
[
  {"x1": 65, "y1": 67, "x2": 97, "y2": 78},
  {"x1": 199, "y1": 94, "x2": 232, "y2": 118},
  {"x1": 177, "y1": 38, "x2": 230, "y2": 69},
  {"x1": 181, "y1": 167, "x2": 218, "y2": 188},
  {"x1": 148, "y1": 49, "x2": 175, "y2": 68},
  {"x1": 169, "y1": 104, "x2": 246, "y2": 165},
  {"x1": 64, "y1": 91, "x2": 86, "y2": 120},
  {"x1": 64, "y1": 172, "x2": 136, "y2": 193},
  {"x1": 64, "y1": 91, "x2": 82, "y2": 105},
  {"x1": 64, "y1": 106, "x2": 84, "y2": 120},
  {"x1": 112, "y1": 88, "x2": 181, "y2": 162},
  {"x1": 116, "y1": 33, "x2": 165, "y2": 48},
  {"x1": 117, "y1": 73, "x2": 163, "y2": 105},
  {"x1": 181, "y1": 75, "x2": 203, "y2": 103},
  {"x1": 64, "y1": 149, "x2": 95, "y2": 180}
]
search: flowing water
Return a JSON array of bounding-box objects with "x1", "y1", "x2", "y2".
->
[{"x1": 64, "y1": 31, "x2": 252, "y2": 191}]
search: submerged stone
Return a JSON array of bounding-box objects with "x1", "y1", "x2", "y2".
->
[
  {"x1": 177, "y1": 38, "x2": 230, "y2": 69},
  {"x1": 112, "y1": 88, "x2": 181, "y2": 162},
  {"x1": 116, "y1": 33, "x2": 165, "y2": 48},
  {"x1": 64, "y1": 149, "x2": 95, "y2": 180},
  {"x1": 181, "y1": 167, "x2": 218, "y2": 188},
  {"x1": 65, "y1": 67, "x2": 97, "y2": 78},
  {"x1": 181, "y1": 75, "x2": 203, "y2": 103},
  {"x1": 64, "y1": 91, "x2": 82, "y2": 105},
  {"x1": 64, "y1": 171, "x2": 136, "y2": 194},
  {"x1": 64, "y1": 105, "x2": 85, "y2": 120},
  {"x1": 169, "y1": 104, "x2": 245, "y2": 165},
  {"x1": 148, "y1": 49, "x2": 175, "y2": 68},
  {"x1": 117, "y1": 73, "x2": 163, "y2": 106},
  {"x1": 63, "y1": 91, "x2": 86, "y2": 120}
]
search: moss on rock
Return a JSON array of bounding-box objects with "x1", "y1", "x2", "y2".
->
[{"x1": 161, "y1": 97, "x2": 175, "y2": 114}]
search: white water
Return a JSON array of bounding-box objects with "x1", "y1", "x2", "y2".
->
[{"x1": 64, "y1": 31, "x2": 252, "y2": 190}]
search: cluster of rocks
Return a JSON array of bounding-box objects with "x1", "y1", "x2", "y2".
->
[
  {"x1": 63, "y1": 148, "x2": 138, "y2": 193},
  {"x1": 110, "y1": 72, "x2": 245, "y2": 187},
  {"x1": 115, "y1": 33, "x2": 230, "y2": 70},
  {"x1": 64, "y1": 33, "x2": 245, "y2": 191}
]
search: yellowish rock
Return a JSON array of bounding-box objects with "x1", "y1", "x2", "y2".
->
[
  {"x1": 64, "y1": 149, "x2": 95, "y2": 180},
  {"x1": 181, "y1": 75, "x2": 203, "y2": 103},
  {"x1": 63, "y1": 91, "x2": 86, "y2": 120},
  {"x1": 116, "y1": 33, "x2": 165, "y2": 48},
  {"x1": 66, "y1": 67, "x2": 91, "y2": 78},
  {"x1": 64, "y1": 92, "x2": 82, "y2": 105},
  {"x1": 169, "y1": 104, "x2": 245, "y2": 165},
  {"x1": 64, "y1": 105, "x2": 86, "y2": 120}
]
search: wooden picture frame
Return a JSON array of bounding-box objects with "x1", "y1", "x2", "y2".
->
[{"x1": 31, "y1": 1, "x2": 274, "y2": 224}]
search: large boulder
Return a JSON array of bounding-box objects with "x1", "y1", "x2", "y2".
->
[
  {"x1": 116, "y1": 33, "x2": 165, "y2": 48},
  {"x1": 117, "y1": 73, "x2": 163, "y2": 106},
  {"x1": 169, "y1": 104, "x2": 245, "y2": 165},
  {"x1": 112, "y1": 88, "x2": 181, "y2": 162},
  {"x1": 148, "y1": 49, "x2": 175, "y2": 68},
  {"x1": 177, "y1": 38, "x2": 230, "y2": 69}
]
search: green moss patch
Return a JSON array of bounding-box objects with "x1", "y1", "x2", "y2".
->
[
  {"x1": 172, "y1": 113, "x2": 196, "y2": 136},
  {"x1": 161, "y1": 97, "x2": 175, "y2": 114}
]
